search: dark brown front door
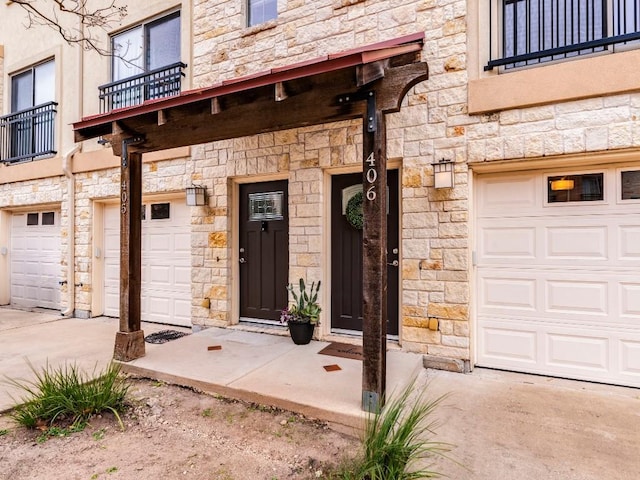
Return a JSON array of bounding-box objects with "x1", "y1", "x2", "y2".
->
[
  {"x1": 239, "y1": 180, "x2": 289, "y2": 322},
  {"x1": 331, "y1": 170, "x2": 400, "y2": 335}
]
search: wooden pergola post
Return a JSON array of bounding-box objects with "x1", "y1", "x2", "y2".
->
[
  {"x1": 361, "y1": 99, "x2": 388, "y2": 413},
  {"x1": 113, "y1": 140, "x2": 146, "y2": 361}
]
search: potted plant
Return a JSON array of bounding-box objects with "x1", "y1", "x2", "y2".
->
[{"x1": 280, "y1": 278, "x2": 321, "y2": 345}]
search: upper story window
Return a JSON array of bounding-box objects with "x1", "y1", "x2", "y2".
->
[
  {"x1": 99, "y1": 12, "x2": 185, "y2": 112},
  {"x1": 1, "y1": 59, "x2": 57, "y2": 164},
  {"x1": 248, "y1": 0, "x2": 277, "y2": 27},
  {"x1": 112, "y1": 12, "x2": 181, "y2": 82},
  {"x1": 486, "y1": 0, "x2": 640, "y2": 70}
]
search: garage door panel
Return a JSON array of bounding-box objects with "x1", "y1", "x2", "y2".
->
[
  {"x1": 480, "y1": 226, "x2": 536, "y2": 259},
  {"x1": 103, "y1": 200, "x2": 191, "y2": 327},
  {"x1": 479, "y1": 322, "x2": 537, "y2": 363},
  {"x1": 477, "y1": 174, "x2": 538, "y2": 214},
  {"x1": 619, "y1": 283, "x2": 640, "y2": 318},
  {"x1": 145, "y1": 232, "x2": 171, "y2": 252},
  {"x1": 619, "y1": 226, "x2": 640, "y2": 259},
  {"x1": 173, "y1": 233, "x2": 191, "y2": 253},
  {"x1": 546, "y1": 280, "x2": 608, "y2": 315},
  {"x1": 546, "y1": 226, "x2": 608, "y2": 260},
  {"x1": 620, "y1": 340, "x2": 640, "y2": 375},
  {"x1": 547, "y1": 333, "x2": 609, "y2": 371},
  {"x1": 145, "y1": 265, "x2": 172, "y2": 285},
  {"x1": 480, "y1": 276, "x2": 537, "y2": 311}
]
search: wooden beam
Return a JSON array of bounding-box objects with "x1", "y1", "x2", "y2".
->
[
  {"x1": 361, "y1": 108, "x2": 388, "y2": 413},
  {"x1": 113, "y1": 147, "x2": 145, "y2": 362}
]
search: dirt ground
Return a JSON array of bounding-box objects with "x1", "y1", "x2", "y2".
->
[{"x1": 0, "y1": 377, "x2": 360, "y2": 480}]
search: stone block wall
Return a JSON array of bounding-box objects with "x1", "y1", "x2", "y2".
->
[{"x1": 190, "y1": 0, "x2": 471, "y2": 357}]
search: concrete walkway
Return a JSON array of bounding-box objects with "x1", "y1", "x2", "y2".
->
[{"x1": 1, "y1": 307, "x2": 639, "y2": 479}]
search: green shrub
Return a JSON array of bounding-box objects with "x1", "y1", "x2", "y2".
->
[
  {"x1": 331, "y1": 378, "x2": 451, "y2": 480},
  {"x1": 6, "y1": 361, "x2": 129, "y2": 431}
]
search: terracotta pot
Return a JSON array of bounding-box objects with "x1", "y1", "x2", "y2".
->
[{"x1": 288, "y1": 321, "x2": 315, "y2": 345}]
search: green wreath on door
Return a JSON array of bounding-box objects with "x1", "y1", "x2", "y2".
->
[{"x1": 345, "y1": 191, "x2": 364, "y2": 230}]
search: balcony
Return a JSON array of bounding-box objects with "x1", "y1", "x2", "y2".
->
[
  {"x1": 0, "y1": 102, "x2": 57, "y2": 164},
  {"x1": 99, "y1": 62, "x2": 187, "y2": 113},
  {"x1": 486, "y1": 0, "x2": 640, "y2": 70}
]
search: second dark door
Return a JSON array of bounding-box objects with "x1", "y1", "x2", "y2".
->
[{"x1": 331, "y1": 170, "x2": 400, "y2": 335}]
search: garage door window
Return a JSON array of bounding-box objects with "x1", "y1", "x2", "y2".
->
[
  {"x1": 42, "y1": 212, "x2": 55, "y2": 225},
  {"x1": 621, "y1": 170, "x2": 640, "y2": 200},
  {"x1": 150, "y1": 203, "x2": 170, "y2": 220},
  {"x1": 26, "y1": 212, "x2": 56, "y2": 225},
  {"x1": 547, "y1": 173, "x2": 604, "y2": 203}
]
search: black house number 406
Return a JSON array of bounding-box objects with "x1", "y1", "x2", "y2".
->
[{"x1": 365, "y1": 152, "x2": 377, "y2": 201}]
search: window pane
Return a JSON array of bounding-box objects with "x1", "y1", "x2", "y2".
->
[
  {"x1": 150, "y1": 203, "x2": 170, "y2": 220},
  {"x1": 26, "y1": 213, "x2": 39, "y2": 225},
  {"x1": 41, "y1": 212, "x2": 55, "y2": 225},
  {"x1": 11, "y1": 70, "x2": 33, "y2": 112},
  {"x1": 548, "y1": 173, "x2": 604, "y2": 203},
  {"x1": 112, "y1": 26, "x2": 144, "y2": 81},
  {"x1": 147, "y1": 14, "x2": 181, "y2": 70},
  {"x1": 248, "y1": 0, "x2": 277, "y2": 26},
  {"x1": 621, "y1": 171, "x2": 640, "y2": 200},
  {"x1": 34, "y1": 60, "x2": 55, "y2": 105}
]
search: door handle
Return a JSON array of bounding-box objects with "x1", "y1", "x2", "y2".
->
[
  {"x1": 239, "y1": 257, "x2": 246, "y2": 264},
  {"x1": 387, "y1": 260, "x2": 399, "y2": 267}
]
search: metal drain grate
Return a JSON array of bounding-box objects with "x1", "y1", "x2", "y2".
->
[{"x1": 144, "y1": 330, "x2": 190, "y2": 344}]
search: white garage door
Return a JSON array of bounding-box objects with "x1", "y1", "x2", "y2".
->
[
  {"x1": 476, "y1": 167, "x2": 640, "y2": 387},
  {"x1": 104, "y1": 200, "x2": 191, "y2": 327},
  {"x1": 10, "y1": 210, "x2": 61, "y2": 310}
]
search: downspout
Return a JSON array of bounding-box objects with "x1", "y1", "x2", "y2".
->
[
  {"x1": 61, "y1": 144, "x2": 81, "y2": 316},
  {"x1": 61, "y1": 12, "x2": 85, "y2": 317}
]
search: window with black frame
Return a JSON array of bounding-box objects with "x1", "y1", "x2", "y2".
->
[
  {"x1": 101, "y1": 12, "x2": 184, "y2": 112},
  {"x1": 486, "y1": 0, "x2": 640, "y2": 70},
  {"x1": 0, "y1": 59, "x2": 57, "y2": 164}
]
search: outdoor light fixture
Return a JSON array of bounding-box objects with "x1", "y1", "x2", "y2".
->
[
  {"x1": 432, "y1": 158, "x2": 454, "y2": 189},
  {"x1": 550, "y1": 178, "x2": 575, "y2": 191},
  {"x1": 185, "y1": 184, "x2": 207, "y2": 206}
]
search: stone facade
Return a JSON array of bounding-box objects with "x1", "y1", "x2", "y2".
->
[{"x1": 186, "y1": 0, "x2": 473, "y2": 358}]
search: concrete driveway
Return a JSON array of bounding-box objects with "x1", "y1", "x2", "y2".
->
[
  {"x1": 0, "y1": 307, "x2": 166, "y2": 411},
  {"x1": 0, "y1": 307, "x2": 639, "y2": 479}
]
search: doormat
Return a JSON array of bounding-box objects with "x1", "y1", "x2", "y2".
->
[
  {"x1": 144, "y1": 330, "x2": 190, "y2": 344},
  {"x1": 318, "y1": 342, "x2": 363, "y2": 361}
]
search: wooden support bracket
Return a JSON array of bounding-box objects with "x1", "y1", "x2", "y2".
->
[
  {"x1": 158, "y1": 110, "x2": 167, "y2": 126},
  {"x1": 211, "y1": 97, "x2": 221, "y2": 114},
  {"x1": 275, "y1": 82, "x2": 288, "y2": 101}
]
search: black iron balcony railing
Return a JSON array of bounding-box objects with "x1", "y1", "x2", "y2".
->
[
  {"x1": 99, "y1": 61, "x2": 187, "y2": 113},
  {"x1": 486, "y1": 0, "x2": 640, "y2": 70},
  {"x1": 0, "y1": 101, "x2": 57, "y2": 164}
]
